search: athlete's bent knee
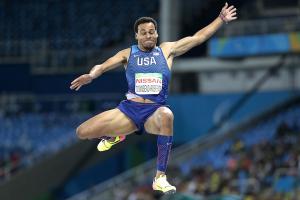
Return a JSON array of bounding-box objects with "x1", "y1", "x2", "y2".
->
[
  {"x1": 76, "y1": 125, "x2": 89, "y2": 139},
  {"x1": 159, "y1": 107, "x2": 174, "y2": 123}
]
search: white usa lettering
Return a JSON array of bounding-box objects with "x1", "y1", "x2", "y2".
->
[{"x1": 137, "y1": 57, "x2": 157, "y2": 66}]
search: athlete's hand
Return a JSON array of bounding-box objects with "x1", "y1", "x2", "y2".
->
[
  {"x1": 70, "y1": 74, "x2": 93, "y2": 91},
  {"x1": 219, "y1": 2, "x2": 237, "y2": 23}
]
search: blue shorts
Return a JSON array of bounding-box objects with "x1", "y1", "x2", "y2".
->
[{"x1": 117, "y1": 100, "x2": 167, "y2": 134}]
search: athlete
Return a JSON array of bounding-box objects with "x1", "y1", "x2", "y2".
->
[{"x1": 70, "y1": 3, "x2": 237, "y2": 194}]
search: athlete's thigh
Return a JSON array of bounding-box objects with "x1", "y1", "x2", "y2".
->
[
  {"x1": 144, "y1": 107, "x2": 163, "y2": 135},
  {"x1": 78, "y1": 108, "x2": 137, "y2": 138}
]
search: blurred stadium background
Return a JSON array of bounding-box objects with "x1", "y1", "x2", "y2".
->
[{"x1": 0, "y1": 0, "x2": 300, "y2": 199}]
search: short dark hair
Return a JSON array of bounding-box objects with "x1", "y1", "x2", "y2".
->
[{"x1": 134, "y1": 17, "x2": 158, "y2": 33}]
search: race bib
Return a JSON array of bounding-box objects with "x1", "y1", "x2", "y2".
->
[{"x1": 135, "y1": 73, "x2": 162, "y2": 94}]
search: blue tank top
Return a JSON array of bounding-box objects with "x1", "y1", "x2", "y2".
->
[{"x1": 126, "y1": 45, "x2": 171, "y2": 104}]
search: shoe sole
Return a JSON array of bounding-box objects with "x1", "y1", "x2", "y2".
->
[
  {"x1": 153, "y1": 189, "x2": 176, "y2": 195},
  {"x1": 164, "y1": 189, "x2": 176, "y2": 195}
]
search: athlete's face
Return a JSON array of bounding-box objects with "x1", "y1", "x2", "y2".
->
[{"x1": 136, "y1": 22, "x2": 158, "y2": 51}]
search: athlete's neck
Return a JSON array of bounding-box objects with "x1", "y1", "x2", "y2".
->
[{"x1": 137, "y1": 44, "x2": 155, "y2": 52}]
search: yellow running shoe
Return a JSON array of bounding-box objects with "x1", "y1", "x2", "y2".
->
[
  {"x1": 97, "y1": 136, "x2": 126, "y2": 152},
  {"x1": 152, "y1": 174, "x2": 176, "y2": 194}
]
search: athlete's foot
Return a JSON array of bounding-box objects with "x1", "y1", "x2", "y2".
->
[
  {"x1": 97, "y1": 136, "x2": 126, "y2": 152},
  {"x1": 152, "y1": 174, "x2": 176, "y2": 194}
]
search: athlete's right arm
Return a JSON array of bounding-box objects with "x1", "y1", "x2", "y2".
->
[{"x1": 70, "y1": 48, "x2": 130, "y2": 91}]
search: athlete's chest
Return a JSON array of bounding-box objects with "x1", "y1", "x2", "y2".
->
[{"x1": 130, "y1": 50, "x2": 163, "y2": 67}]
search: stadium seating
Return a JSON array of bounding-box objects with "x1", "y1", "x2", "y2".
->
[
  {"x1": 0, "y1": 111, "x2": 91, "y2": 180},
  {"x1": 171, "y1": 105, "x2": 300, "y2": 199},
  {"x1": 0, "y1": 0, "x2": 158, "y2": 67}
]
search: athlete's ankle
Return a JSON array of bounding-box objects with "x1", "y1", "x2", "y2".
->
[
  {"x1": 155, "y1": 171, "x2": 165, "y2": 179},
  {"x1": 108, "y1": 135, "x2": 126, "y2": 142}
]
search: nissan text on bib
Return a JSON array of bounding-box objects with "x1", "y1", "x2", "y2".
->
[{"x1": 135, "y1": 73, "x2": 162, "y2": 94}]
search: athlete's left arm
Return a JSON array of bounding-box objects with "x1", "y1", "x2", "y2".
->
[{"x1": 170, "y1": 3, "x2": 237, "y2": 57}]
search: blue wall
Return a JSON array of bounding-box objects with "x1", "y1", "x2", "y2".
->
[
  {"x1": 0, "y1": 64, "x2": 127, "y2": 94},
  {"x1": 168, "y1": 91, "x2": 296, "y2": 143},
  {"x1": 33, "y1": 73, "x2": 127, "y2": 94},
  {"x1": 0, "y1": 64, "x2": 31, "y2": 92}
]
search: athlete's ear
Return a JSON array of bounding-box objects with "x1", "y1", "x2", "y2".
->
[{"x1": 135, "y1": 33, "x2": 138, "y2": 40}]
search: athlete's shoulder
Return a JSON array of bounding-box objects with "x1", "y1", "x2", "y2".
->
[
  {"x1": 116, "y1": 47, "x2": 131, "y2": 57},
  {"x1": 112, "y1": 48, "x2": 131, "y2": 64},
  {"x1": 118, "y1": 48, "x2": 131, "y2": 54},
  {"x1": 159, "y1": 42, "x2": 175, "y2": 58}
]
